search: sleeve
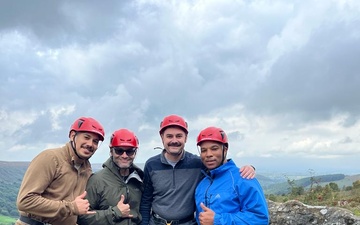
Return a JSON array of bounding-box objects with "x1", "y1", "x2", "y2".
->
[
  {"x1": 214, "y1": 179, "x2": 269, "y2": 225},
  {"x1": 16, "y1": 151, "x2": 79, "y2": 219},
  {"x1": 77, "y1": 174, "x2": 122, "y2": 225},
  {"x1": 139, "y1": 162, "x2": 154, "y2": 225}
]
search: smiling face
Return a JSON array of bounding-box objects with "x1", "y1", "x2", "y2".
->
[
  {"x1": 70, "y1": 131, "x2": 101, "y2": 160},
  {"x1": 199, "y1": 140, "x2": 227, "y2": 170},
  {"x1": 111, "y1": 146, "x2": 137, "y2": 169},
  {"x1": 161, "y1": 126, "x2": 187, "y2": 160}
]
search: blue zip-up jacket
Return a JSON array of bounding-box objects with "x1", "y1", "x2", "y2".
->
[
  {"x1": 140, "y1": 150, "x2": 203, "y2": 225},
  {"x1": 195, "y1": 159, "x2": 269, "y2": 225}
]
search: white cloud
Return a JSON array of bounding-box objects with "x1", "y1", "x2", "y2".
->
[
  {"x1": 0, "y1": 30, "x2": 32, "y2": 54},
  {"x1": 0, "y1": 109, "x2": 39, "y2": 136},
  {"x1": 49, "y1": 105, "x2": 76, "y2": 130},
  {"x1": 1, "y1": 0, "x2": 360, "y2": 174}
]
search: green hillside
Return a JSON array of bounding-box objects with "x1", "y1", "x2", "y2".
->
[
  {"x1": 0, "y1": 161, "x2": 29, "y2": 218},
  {"x1": 263, "y1": 174, "x2": 347, "y2": 195}
]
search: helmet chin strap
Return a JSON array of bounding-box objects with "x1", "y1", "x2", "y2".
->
[
  {"x1": 70, "y1": 134, "x2": 85, "y2": 160},
  {"x1": 221, "y1": 146, "x2": 227, "y2": 166},
  {"x1": 212, "y1": 145, "x2": 227, "y2": 170},
  {"x1": 220, "y1": 145, "x2": 227, "y2": 166}
]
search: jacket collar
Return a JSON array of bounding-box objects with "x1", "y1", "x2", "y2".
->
[
  {"x1": 203, "y1": 159, "x2": 234, "y2": 178},
  {"x1": 65, "y1": 142, "x2": 91, "y2": 173},
  {"x1": 103, "y1": 157, "x2": 144, "y2": 183}
]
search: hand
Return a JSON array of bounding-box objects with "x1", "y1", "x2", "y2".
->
[
  {"x1": 73, "y1": 191, "x2": 96, "y2": 215},
  {"x1": 240, "y1": 165, "x2": 255, "y2": 179},
  {"x1": 117, "y1": 195, "x2": 133, "y2": 218},
  {"x1": 199, "y1": 203, "x2": 214, "y2": 225}
]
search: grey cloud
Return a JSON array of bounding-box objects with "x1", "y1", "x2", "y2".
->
[
  {"x1": 0, "y1": 0, "x2": 133, "y2": 47},
  {"x1": 227, "y1": 131, "x2": 245, "y2": 142},
  {"x1": 340, "y1": 115, "x2": 358, "y2": 128},
  {"x1": 339, "y1": 136, "x2": 352, "y2": 144},
  {"x1": 246, "y1": 17, "x2": 360, "y2": 121}
]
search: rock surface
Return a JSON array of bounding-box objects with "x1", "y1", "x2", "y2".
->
[{"x1": 268, "y1": 200, "x2": 360, "y2": 225}]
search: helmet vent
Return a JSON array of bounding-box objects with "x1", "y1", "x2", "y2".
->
[
  {"x1": 77, "y1": 119, "x2": 84, "y2": 128},
  {"x1": 220, "y1": 131, "x2": 225, "y2": 140}
]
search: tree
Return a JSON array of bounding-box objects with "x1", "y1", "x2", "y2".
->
[
  {"x1": 286, "y1": 176, "x2": 304, "y2": 196},
  {"x1": 329, "y1": 182, "x2": 340, "y2": 192},
  {"x1": 322, "y1": 184, "x2": 333, "y2": 201},
  {"x1": 353, "y1": 180, "x2": 360, "y2": 189}
]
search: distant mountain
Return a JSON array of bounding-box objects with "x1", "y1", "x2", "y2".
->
[
  {"x1": 261, "y1": 173, "x2": 352, "y2": 195},
  {"x1": 0, "y1": 161, "x2": 30, "y2": 181}
]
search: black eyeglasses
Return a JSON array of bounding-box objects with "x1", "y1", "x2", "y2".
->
[{"x1": 112, "y1": 147, "x2": 137, "y2": 156}]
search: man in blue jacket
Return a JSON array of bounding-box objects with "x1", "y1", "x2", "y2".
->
[{"x1": 195, "y1": 126, "x2": 269, "y2": 225}]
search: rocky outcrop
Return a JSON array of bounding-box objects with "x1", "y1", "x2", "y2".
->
[{"x1": 268, "y1": 200, "x2": 360, "y2": 225}]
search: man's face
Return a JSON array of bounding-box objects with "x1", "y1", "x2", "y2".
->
[
  {"x1": 199, "y1": 141, "x2": 227, "y2": 170},
  {"x1": 111, "y1": 146, "x2": 137, "y2": 168},
  {"x1": 161, "y1": 127, "x2": 187, "y2": 155},
  {"x1": 70, "y1": 131, "x2": 100, "y2": 160}
]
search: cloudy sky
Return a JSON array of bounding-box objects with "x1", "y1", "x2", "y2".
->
[{"x1": 1, "y1": 0, "x2": 359, "y2": 175}]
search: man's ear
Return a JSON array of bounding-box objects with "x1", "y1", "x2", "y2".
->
[
  {"x1": 69, "y1": 130, "x2": 76, "y2": 140},
  {"x1": 160, "y1": 133, "x2": 165, "y2": 144}
]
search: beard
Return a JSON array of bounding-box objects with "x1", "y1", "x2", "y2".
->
[{"x1": 113, "y1": 157, "x2": 133, "y2": 169}]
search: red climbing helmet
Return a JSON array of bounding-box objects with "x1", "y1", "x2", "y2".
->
[
  {"x1": 159, "y1": 114, "x2": 188, "y2": 134},
  {"x1": 69, "y1": 117, "x2": 105, "y2": 141},
  {"x1": 109, "y1": 128, "x2": 139, "y2": 148},
  {"x1": 197, "y1": 126, "x2": 228, "y2": 147}
]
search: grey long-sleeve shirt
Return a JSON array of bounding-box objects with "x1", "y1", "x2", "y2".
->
[{"x1": 140, "y1": 150, "x2": 203, "y2": 225}]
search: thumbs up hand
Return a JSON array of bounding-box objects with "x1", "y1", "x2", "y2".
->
[
  {"x1": 117, "y1": 195, "x2": 133, "y2": 218},
  {"x1": 199, "y1": 203, "x2": 215, "y2": 225},
  {"x1": 73, "y1": 191, "x2": 96, "y2": 215}
]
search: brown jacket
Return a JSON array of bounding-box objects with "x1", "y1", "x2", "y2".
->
[{"x1": 16, "y1": 142, "x2": 92, "y2": 225}]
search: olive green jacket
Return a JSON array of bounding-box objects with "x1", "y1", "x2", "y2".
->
[{"x1": 78, "y1": 158, "x2": 144, "y2": 225}]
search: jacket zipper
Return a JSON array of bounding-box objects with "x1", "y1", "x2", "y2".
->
[
  {"x1": 204, "y1": 178, "x2": 213, "y2": 208},
  {"x1": 124, "y1": 180, "x2": 131, "y2": 225}
]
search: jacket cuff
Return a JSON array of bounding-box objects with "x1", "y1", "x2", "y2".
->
[
  {"x1": 70, "y1": 201, "x2": 79, "y2": 215},
  {"x1": 111, "y1": 206, "x2": 122, "y2": 221}
]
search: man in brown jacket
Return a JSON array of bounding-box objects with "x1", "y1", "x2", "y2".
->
[{"x1": 15, "y1": 117, "x2": 105, "y2": 225}]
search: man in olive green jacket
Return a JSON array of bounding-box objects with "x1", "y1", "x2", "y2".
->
[{"x1": 78, "y1": 129, "x2": 143, "y2": 225}]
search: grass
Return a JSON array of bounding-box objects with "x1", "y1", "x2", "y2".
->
[{"x1": 0, "y1": 215, "x2": 16, "y2": 225}]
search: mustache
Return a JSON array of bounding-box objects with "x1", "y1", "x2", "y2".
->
[
  {"x1": 81, "y1": 144, "x2": 94, "y2": 152},
  {"x1": 168, "y1": 142, "x2": 181, "y2": 147}
]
